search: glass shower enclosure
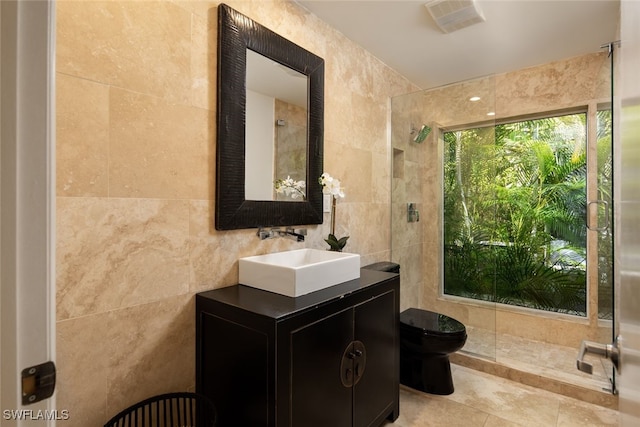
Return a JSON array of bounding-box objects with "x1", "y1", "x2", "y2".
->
[{"x1": 391, "y1": 49, "x2": 616, "y2": 396}]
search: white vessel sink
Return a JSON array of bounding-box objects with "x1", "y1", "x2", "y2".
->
[{"x1": 238, "y1": 249, "x2": 361, "y2": 297}]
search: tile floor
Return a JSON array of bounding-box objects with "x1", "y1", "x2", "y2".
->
[{"x1": 384, "y1": 364, "x2": 619, "y2": 427}]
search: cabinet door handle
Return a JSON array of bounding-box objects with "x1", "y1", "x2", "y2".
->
[
  {"x1": 341, "y1": 344, "x2": 355, "y2": 387},
  {"x1": 340, "y1": 340, "x2": 367, "y2": 387},
  {"x1": 352, "y1": 340, "x2": 366, "y2": 386}
]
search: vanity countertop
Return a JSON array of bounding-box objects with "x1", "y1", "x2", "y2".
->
[{"x1": 196, "y1": 268, "x2": 398, "y2": 321}]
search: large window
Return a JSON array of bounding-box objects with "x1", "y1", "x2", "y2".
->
[{"x1": 443, "y1": 112, "x2": 589, "y2": 315}]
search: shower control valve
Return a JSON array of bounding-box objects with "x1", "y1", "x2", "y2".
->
[{"x1": 407, "y1": 203, "x2": 419, "y2": 222}]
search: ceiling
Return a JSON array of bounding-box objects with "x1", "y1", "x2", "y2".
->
[{"x1": 296, "y1": 0, "x2": 620, "y2": 89}]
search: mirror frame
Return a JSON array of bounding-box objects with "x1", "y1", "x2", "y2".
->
[{"x1": 215, "y1": 4, "x2": 324, "y2": 230}]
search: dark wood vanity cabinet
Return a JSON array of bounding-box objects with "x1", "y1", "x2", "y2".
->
[{"x1": 196, "y1": 269, "x2": 400, "y2": 427}]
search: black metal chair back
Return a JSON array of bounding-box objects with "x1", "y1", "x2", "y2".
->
[{"x1": 103, "y1": 392, "x2": 216, "y2": 427}]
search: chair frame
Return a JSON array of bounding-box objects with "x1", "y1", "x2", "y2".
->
[{"x1": 103, "y1": 392, "x2": 216, "y2": 427}]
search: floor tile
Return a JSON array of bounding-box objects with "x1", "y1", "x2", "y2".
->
[
  {"x1": 483, "y1": 414, "x2": 528, "y2": 426},
  {"x1": 447, "y1": 365, "x2": 560, "y2": 426},
  {"x1": 387, "y1": 364, "x2": 619, "y2": 427},
  {"x1": 556, "y1": 399, "x2": 619, "y2": 426},
  {"x1": 391, "y1": 386, "x2": 490, "y2": 427}
]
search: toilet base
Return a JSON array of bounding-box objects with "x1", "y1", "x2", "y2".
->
[{"x1": 400, "y1": 352, "x2": 455, "y2": 395}]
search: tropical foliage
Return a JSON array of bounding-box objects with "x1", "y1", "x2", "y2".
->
[
  {"x1": 443, "y1": 113, "x2": 596, "y2": 315},
  {"x1": 596, "y1": 109, "x2": 614, "y2": 319}
]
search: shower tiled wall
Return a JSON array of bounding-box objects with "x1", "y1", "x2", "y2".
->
[{"x1": 55, "y1": 1, "x2": 417, "y2": 424}]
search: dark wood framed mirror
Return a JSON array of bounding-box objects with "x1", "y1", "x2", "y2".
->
[{"x1": 215, "y1": 4, "x2": 324, "y2": 230}]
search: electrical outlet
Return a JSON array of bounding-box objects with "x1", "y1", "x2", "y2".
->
[{"x1": 323, "y1": 194, "x2": 331, "y2": 213}]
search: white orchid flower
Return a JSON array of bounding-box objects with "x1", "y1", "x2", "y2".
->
[{"x1": 319, "y1": 172, "x2": 345, "y2": 198}]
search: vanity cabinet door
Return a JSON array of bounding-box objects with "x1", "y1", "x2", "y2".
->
[
  {"x1": 289, "y1": 289, "x2": 398, "y2": 427},
  {"x1": 290, "y1": 307, "x2": 354, "y2": 427},
  {"x1": 353, "y1": 290, "x2": 398, "y2": 427}
]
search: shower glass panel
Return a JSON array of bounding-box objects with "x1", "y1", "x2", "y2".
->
[
  {"x1": 595, "y1": 106, "x2": 616, "y2": 393},
  {"x1": 593, "y1": 42, "x2": 616, "y2": 393},
  {"x1": 444, "y1": 113, "x2": 588, "y2": 316},
  {"x1": 596, "y1": 108, "x2": 613, "y2": 321}
]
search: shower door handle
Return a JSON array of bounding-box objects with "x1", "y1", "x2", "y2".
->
[
  {"x1": 586, "y1": 200, "x2": 609, "y2": 231},
  {"x1": 576, "y1": 336, "x2": 621, "y2": 374}
]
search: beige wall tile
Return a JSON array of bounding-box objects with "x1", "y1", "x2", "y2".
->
[
  {"x1": 105, "y1": 295, "x2": 195, "y2": 417},
  {"x1": 394, "y1": 245, "x2": 423, "y2": 312},
  {"x1": 171, "y1": 0, "x2": 218, "y2": 20},
  {"x1": 57, "y1": 0, "x2": 192, "y2": 104},
  {"x1": 108, "y1": 87, "x2": 212, "y2": 199},
  {"x1": 56, "y1": 313, "x2": 110, "y2": 427},
  {"x1": 56, "y1": 197, "x2": 190, "y2": 320},
  {"x1": 496, "y1": 53, "x2": 609, "y2": 117},
  {"x1": 57, "y1": 296, "x2": 197, "y2": 427},
  {"x1": 56, "y1": 73, "x2": 110, "y2": 197},
  {"x1": 190, "y1": 8, "x2": 217, "y2": 110},
  {"x1": 339, "y1": 202, "x2": 389, "y2": 256},
  {"x1": 325, "y1": 142, "x2": 373, "y2": 204},
  {"x1": 372, "y1": 151, "x2": 392, "y2": 203}
]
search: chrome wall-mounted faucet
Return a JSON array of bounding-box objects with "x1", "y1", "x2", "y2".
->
[{"x1": 257, "y1": 227, "x2": 306, "y2": 242}]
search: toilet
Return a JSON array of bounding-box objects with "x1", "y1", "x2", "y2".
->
[{"x1": 399, "y1": 308, "x2": 467, "y2": 395}]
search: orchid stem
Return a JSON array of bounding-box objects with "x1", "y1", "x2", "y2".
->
[{"x1": 331, "y1": 196, "x2": 336, "y2": 236}]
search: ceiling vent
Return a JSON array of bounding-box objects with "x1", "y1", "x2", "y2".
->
[{"x1": 425, "y1": 0, "x2": 485, "y2": 34}]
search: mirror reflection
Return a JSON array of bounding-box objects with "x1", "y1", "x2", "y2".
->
[{"x1": 245, "y1": 50, "x2": 308, "y2": 201}]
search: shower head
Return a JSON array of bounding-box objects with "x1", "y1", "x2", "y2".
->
[{"x1": 411, "y1": 124, "x2": 432, "y2": 143}]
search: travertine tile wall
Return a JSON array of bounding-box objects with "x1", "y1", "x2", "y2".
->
[
  {"x1": 55, "y1": 1, "x2": 417, "y2": 424},
  {"x1": 390, "y1": 90, "x2": 431, "y2": 312},
  {"x1": 391, "y1": 52, "x2": 612, "y2": 352}
]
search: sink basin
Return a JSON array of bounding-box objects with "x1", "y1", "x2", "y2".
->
[{"x1": 238, "y1": 249, "x2": 361, "y2": 297}]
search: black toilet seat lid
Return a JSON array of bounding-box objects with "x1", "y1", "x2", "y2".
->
[{"x1": 400, "y1": 308, "x2": 466, "y2": 336}]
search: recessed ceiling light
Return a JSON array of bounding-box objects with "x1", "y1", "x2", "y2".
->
[
  {"x1": 469, "y1": 96, "x2": 481, "y2": 102},
  {"x1": 487, "y1": 112, "x2": 496, "y2": 116}
]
